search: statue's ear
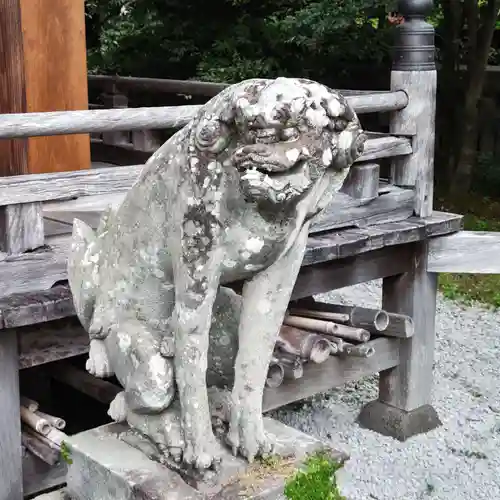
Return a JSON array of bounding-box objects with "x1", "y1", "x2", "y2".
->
[{"x1": 193, "y1": 116, "x2": 234, "y2": 154}]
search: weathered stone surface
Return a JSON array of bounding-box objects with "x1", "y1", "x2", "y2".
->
[
  {"x1": 358, "y1": 400, "x2": 442, "y2": 441},
  {"x1": 67, "y1": 77, "x2": 366, "y2": 471},
  {"x1": 65, "y1": 418, "x2": 348, "y2": 500}
]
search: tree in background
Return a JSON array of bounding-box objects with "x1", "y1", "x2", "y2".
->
[{"x1": 436, "y1": 0, "x2": 500, "y2": 195}]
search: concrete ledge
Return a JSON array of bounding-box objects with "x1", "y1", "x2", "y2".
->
[
  {"x1": 358, "y1": 400, "x2": 442, "y2": 441},
  {"x1": 65, "y1": 417, "x2": 348, "y2": 499}
]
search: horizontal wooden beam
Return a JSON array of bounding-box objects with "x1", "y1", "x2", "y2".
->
[
  {"x1": 88, "y1": 74, "x2": 408, "y2": 112},
  {"x1": 263, "y1": 337, "x2": 400, "y2": 412},
  {"x1": 0, "y1": 93, "x2": 408, "y2": 140},
  {"x1": 427, "y1": 230, "x2": 500, "y2": 273},
  {"x1": 0, "y1": 212, "x2": 461, "y2": 303},
  {"x1": 0, "y1": 135, "x2": 411, "y2": 206}
]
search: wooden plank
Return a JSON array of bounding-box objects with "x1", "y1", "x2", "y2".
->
[
  {"x1": 0, "y1": 329, "x2": 23, "y2": 499},
  {"x1": 292, "y1": 243, "x2": 416, "y2": 300},
  {"x1": 310, "y1": 187, "x2": 414, "y2": 233},
  {"x1": 41, "y1": 187, "x2": 414, "y2": 237},
  {"x1": 0, "y1": 0, "x2": 29, "y2": 176},
  {"x1": 88, "y1": 74, "x2": 409, "y2": 113},
  {"x1": 427, "y1": 230, "x2": 500, "y2": 273},
  {"x1": 23, "y1": 451, "x2": 67, "y2": 498},
  {"x1": 263, "y1": 337, "x2": 400, "y2": 411},
  {"x1": 0, "y1": 202, "x2": 44, "y2": 254},
  {"x1": 379, "y1": 242, "x2": 438, "y2": 411},
  {"x1": 304, "y1": 212, "x2": 462, "y2": 266},
  {"x1": 0, "y1": 212, "x2": 462, "y2": 301},
  {"x1": 391, "y1": 70, "x2": 437, "y2": 217},
  {"x1": 0, "y1": 285, "x2": 74, "y2": 329},
  {"x1": 18, "y1": 317, "x2": 89, "y2": 369},
  {"x1": 19, "y1": 0, "x2": 90, "y2": 173},
  {"x1": 0, "y1": 135, "x2": 412, "y2": 206}
]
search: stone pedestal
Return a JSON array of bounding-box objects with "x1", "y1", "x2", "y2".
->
[{"x1": 62, "y1": 418, "x2": 348, "y2": 500}]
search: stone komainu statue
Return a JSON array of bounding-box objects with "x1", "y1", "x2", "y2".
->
[{"x1": 68, "y1": 77, "x2": 366, "y2": 472}]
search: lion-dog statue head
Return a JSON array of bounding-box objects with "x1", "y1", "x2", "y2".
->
[{"x1": 187, "y1": 77, "x2": 366, "y2": 212}]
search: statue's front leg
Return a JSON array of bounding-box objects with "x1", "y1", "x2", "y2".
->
[
  {"x1": 171, "y1": 226, "x2": 225, "y2": 471},
  {"x1": 227, "y1": 223, "x2": 310, "y2": 462}
]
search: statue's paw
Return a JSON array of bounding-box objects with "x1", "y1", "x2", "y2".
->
[
  {"x1": 86, "y1": 339, "x2": 114, "y2": 378},
  {"x1": 182, "y1": 430, "x2": 224, "y2": 471},
  {"x1": 226, "y1": 407, "x2": 274, "y2": 463},
  {"x1": 107, "y1": 391, "x2": 127, "y2": 422},
  {"x1": 160, "y1": 410, "x2": 185, "y2": 464}
]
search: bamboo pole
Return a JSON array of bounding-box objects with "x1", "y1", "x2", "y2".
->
[
  {"x1": 20, "y1": 405, "x2": 51, "y2": 435},
  {"x1": 283, "y1": 315, "x2": 370, "y2": 342}
]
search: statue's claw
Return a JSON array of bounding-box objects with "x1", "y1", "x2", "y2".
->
[
  {"x1": 226, "y1": 405, "x2": 275, "y2": 463},
  {"x1": 86, "y1": 339, "x2": 114, "y2": 378},
  {"x1": 182, "y1": 432, "x2": 224, "y2": 471}
]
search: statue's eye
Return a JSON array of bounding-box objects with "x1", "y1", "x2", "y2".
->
[{"x1": 281, "y1": 127, "x2": 299, "y2": 142}]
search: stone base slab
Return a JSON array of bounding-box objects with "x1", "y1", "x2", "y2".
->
[
  {"x1": 64, "y1": 417, "x2": 348, "y2": 500},
  {"x1": 358, "y1": 400, "x2": 442, "y2": 441}
]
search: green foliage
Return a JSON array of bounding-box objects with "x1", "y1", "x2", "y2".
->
[
  {"x1": 85, "y1": 0, "x2": 395, "y2": 86},
  {"x1": 284, "y1": 451, "x2": 345, "y2": 500},
  {"x1": 60, "y1": 441, "x2": 73, "y2": 465}
]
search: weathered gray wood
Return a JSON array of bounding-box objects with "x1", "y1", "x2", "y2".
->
[
  {"x1": 427, "y1": 231, "x2": 500, "y2": 273},
  {"x1": 262, "y1": 337, "x2": 400, "y2": 411},
  {"x1": 47, "y1": 362, "x2": 121, "y2": 405},
  {"x1": 0, "y1": 106, "x2": 200, "y2": 139},
  {"x1": 390, "y1": 71, "x2": 437, "y2": 217},
  {"x1": 101, "y1": 92, "x2": 130, "y2": 146},
  {"x1": 18, "y1": 318, "x2": 89, "y2": 369},
  {"x1": 311, "y1": 186, "x2": 414, "y2": 232},
  {"x1": 379, "y1": 242, "x2": 438, "y2": 410},
  {"x1": 88, "y1": 75, "x2": 409, "y2": 113},
  {"x1": 0, "y1": 285, "x2": 74, "y2": 329},
  {"x1": 0, "y1": 212, "x2": 462, "y2": 300},
  {"x1": 0, "y1": 135, "x2": 411, "y2": 206},
  {"x1": 0, "y1": 329, "x2": 23, "y2": 499},
  {"x1": 88, "y1": 74, "x2": 229, "y2": 97},
  {"x1": 42, "y1": 186, "x2": 415, "y2": 237},
  {"x1": 292, "y1": 244, "x2": 417, "y2": 300},
  {"x1": 0, "y1": 202, "x2": 44, "y2": 254},
  {"x1": 359, "y1": 135, "x2": 412, "y2": 162},
  {"x1": 384, "y1": 313, "x2": 415, "y2": 339},
  {"x1": 345, "y1": 91, "x2": 408, "y2": 113},
  {"x1": 0, "y1": 91, "x2": 410, "y2": 140},
  {"x1": 305, "y1": 211, "x2": 462, "y2": 266},
  {"x1": 22, "y1": 450, "x2": 67, "y2": 498},
  {"x1": 0, "y1": 166, "x2": 137, "y2": 206},
  {"x1": 131, "y1": 129, "x2": 161, "y2": 151},
  {"x1": 340, "y1": 163, "x2": 380, "y2": 201}
]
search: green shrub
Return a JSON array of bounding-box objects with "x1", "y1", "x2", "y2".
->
[{"x1": 284, "y1": 451, "x2": 346, "y2": 500}]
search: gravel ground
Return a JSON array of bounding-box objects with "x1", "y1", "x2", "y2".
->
[{"x1": 271, "y1": 280, "x2": 500, "y2": 500}]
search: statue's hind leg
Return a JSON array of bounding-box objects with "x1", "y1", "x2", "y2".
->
[{"x1": 103, "y1": 316, "x2": 182, "y2": 460}]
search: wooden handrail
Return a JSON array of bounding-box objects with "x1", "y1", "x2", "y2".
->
[
  {"x1": 0, "y1": 134, "x2": 411, "y2": 206},
  {"x1": 0, "y1": 91, "x2": 408, "y2": 140}
]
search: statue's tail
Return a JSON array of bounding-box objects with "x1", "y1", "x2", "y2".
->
[{"x1": 67, "y1": 209, "x2": 112, "y2": 330}]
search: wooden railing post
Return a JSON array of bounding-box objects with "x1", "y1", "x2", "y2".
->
[
  {"x1": 101, "y1": 84, "x2": 130, "y2": 147},
  {"x1": 389, "y1": 0, "x2": 437, "y2": 218},
  {"x1": 0, "y1": 203, "x2": 44, "y2": 254}
]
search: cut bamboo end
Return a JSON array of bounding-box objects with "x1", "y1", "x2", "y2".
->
[
  {"x1": 309, "y1": 338, "x2": 331, "y2": 364},
  {"x1": 266, "y1": 360, "x2": 285, "y2": 389},
  {"x1": 35, "y1": 410, "x2": 66, "y2": 431},
  {"x1": 20, "y1": 406, "x2": 52, "y2": 436},
  {"x1": 20, "y1": 396, "x2": 39, "y2": 413}
]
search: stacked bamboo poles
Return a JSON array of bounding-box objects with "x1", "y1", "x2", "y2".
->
[
  {"x1": 265, "y1": 302, "x2": 414, "y2": 388},
  {"x1": 20, "y1": 396, "x2": 68, "y2": 466}
]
